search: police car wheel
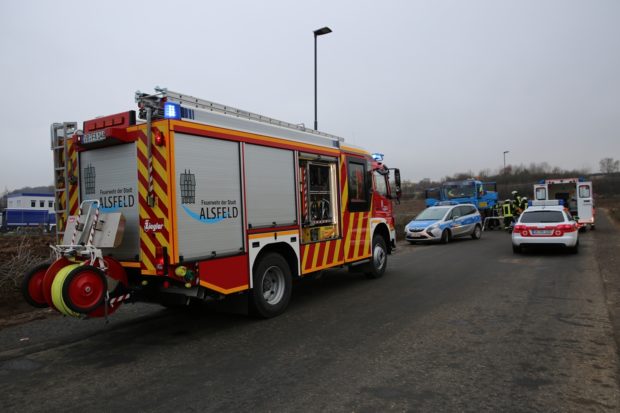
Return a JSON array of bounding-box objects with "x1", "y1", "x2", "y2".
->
[
  {"x1": 440, "y1": 230, "x2": 450, "y2": 244},
  {"x1": 250, "y1": 252, "x2": 292, "y2": 318},
  {"x1": 471, "y1": 225, "x2": 482, "y2": 240}
]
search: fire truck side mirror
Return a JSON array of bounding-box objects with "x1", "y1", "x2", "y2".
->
[{"x1": 389, "y1": 168, "x2": 401, "y2": 202}]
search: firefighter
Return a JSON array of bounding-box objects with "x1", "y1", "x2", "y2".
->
[
  {"x1": 502, "y1": 199, "x2": 514, "y2": 229},
  {"x1": 487, "y1": 201, "x2": 502, "y2": 230},
  {"x1": 508, "y1": 191, "x2": 522, "y2": 217},
  {"x1": 495, "y1": 201, "x2": 503, "y2": 217},
  {"x1": 495, "y1": 201, "x2": 504, "y2": 229},
  {"x1": 520, "y1": 196, "x2": 528, "y2": 212}
]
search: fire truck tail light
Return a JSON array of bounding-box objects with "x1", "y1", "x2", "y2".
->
[
  {"x1": 154, "y1": 129, "x2": 165, "y2": 146},
  {"x1": 155, "y1": 247, "x2": 167, "y2": 275}
]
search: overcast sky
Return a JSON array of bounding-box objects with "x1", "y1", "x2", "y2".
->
[{"x1": 1, "y1": 0, "x2": 618, "y2": 191}]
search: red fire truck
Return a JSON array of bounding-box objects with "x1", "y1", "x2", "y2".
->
[{"x1": 22, "y1": 88, "x2": 401, "y2": 319}]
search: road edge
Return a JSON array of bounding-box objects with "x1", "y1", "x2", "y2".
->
[{"x1": 593, "y1": 208, "x2": 620, "y2": 392}]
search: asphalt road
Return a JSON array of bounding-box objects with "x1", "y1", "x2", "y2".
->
[{"x1": 1, "y1": 215, "x2": 619, "y2": 412}]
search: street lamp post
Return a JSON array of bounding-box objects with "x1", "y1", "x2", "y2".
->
[
  {"x1": 503, "y1": 150, "x2": 510, "y2": 173},
  {"x1": 314, "y1": 26, "x2": 332, "y2": 130}
]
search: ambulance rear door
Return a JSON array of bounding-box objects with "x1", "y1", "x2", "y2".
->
[
  {"x1": 576, "y1": 182, "x2": 593, "y2": 223},
  {"x1": 533, "y1": 184, "x2": 548, "y2": 201}
]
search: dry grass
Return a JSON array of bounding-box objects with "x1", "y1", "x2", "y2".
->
[
  {"x1": 393, "y1": 198, "x2": 426, "y2": 240},
  {"x1": 596, "y1": 196, "x2": 620, "y2": 225},
  {"x1": 0, "y1": 234, "x2": 54, "y2": 296}
]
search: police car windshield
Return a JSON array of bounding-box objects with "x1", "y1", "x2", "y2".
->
[
  {"x1": 520, "y1": 211, "x2": 565, "y2": 223},
  {"x1": 416, "y1": 207, "x2": 449, "y2": 220}
]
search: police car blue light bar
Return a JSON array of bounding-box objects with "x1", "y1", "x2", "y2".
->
[{"x1": 164, "y1": 102, "x2": 181, "y2": 119}]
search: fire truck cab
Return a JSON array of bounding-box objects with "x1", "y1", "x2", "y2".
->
[{"x1": 23, "y1": 88, "x2": 400, "y2": 320}]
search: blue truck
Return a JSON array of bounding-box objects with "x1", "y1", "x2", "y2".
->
[
  {"x1": 0, "y1": 209, "x2": 56, "y2": 232},
  {"x1": 425, "y1": 179, "x2": 499, "y2": 213}
]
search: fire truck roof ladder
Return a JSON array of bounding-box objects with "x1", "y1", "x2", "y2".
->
[
  {"x1": 51, "y1": 122, "x2": 78, "y2": 243},
  {"x1": 136, "y1": 87, "x2": 345, "y2": 149}
]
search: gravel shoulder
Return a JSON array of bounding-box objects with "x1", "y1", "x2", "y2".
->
[{"x1": 594, "y1": 209, "x2": 620, "y2": 364}]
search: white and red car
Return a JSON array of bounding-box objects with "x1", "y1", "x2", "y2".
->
[{"x1": 511, "y1": 203, "x2": 579, "y2": 254}]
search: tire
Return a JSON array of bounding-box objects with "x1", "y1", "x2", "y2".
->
[
  {"x1": 250, "y1": 253, "x2": 292, "y2": 318},
  {"x1": 440, "y1": 229, "x2": 451, "y2": 244},
  {"x1": 471, "y1": 225, "x2": 482, "y2": 240},
  {"x1": 569, "y1": 241, "x2": 579, "y2": 254},
  {"x1": 21, "y1": 263, "x2": 51, "y2": 308},
  {"x1": 512, "y1": 245, "x2": 521, "y2": 254},
  {"x1": 364, "y1": 235, "x2": 388, "y2": 279}
]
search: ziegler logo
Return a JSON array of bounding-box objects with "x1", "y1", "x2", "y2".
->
[{"x1": 142, "y1": 219, "x2": 164, "y2": 233}]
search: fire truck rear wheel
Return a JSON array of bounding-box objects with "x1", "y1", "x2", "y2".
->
[
  {"x1": 364, "y1": 235, "x2": 387, "y2": 279},
  {"x1": 21, "y1": 263, "x2": 51, "y2": 308},
  {"x1": 251, "y1": 253, "x2": 292, "y2": 318}
]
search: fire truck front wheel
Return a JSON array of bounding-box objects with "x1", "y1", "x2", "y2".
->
[
  {"x1": 364, "y1": 235, "x2": 388, "y2": 279},
  {"x1": 251, "y1": 253, "x2": 292, "y2": 318}
]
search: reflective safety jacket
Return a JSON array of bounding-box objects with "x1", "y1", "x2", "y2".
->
[{"x1": 502, "y1": 202, "x2": 513, "y2": 217}]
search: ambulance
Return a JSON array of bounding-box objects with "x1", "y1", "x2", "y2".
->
[{"x1": 532, "y1": 178, "x2": 595, "y2": 229}]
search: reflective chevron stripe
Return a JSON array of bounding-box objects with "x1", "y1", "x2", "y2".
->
[
  {"x1": 136, "y1": 125, "x2": 173, "y2": 274},
  {"x1": 109, "y1": 293, "x2": 131, "y2": 307}
]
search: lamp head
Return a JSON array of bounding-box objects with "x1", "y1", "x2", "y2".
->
[{"x1": 314, "y1": 27, "x2": 332, "y2": 36}]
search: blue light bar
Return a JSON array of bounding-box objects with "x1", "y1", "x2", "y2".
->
[
  {"x1": 164, "y1": 102, "x2": 181, "y2": 119},
  {"x1": 371, "y1": 153, "x2": 384, "y2": 161}
]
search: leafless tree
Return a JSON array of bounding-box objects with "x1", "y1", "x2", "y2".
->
[{"x1": 599, "y1": 158, "x2": 620, "y2": 174}]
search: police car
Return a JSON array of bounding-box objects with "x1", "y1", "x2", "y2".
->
[
  {"x1": 405, "y1": 203, "x2": 482, "y2": 244},
  {"x1": 511, "y1": 201, "x2": 579, "y2": 254}
]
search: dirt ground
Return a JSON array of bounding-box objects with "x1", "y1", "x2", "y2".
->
[
  {"x1": 597, "y1": 196, "x2": 620, "y2": 224},
  {"x1": 0, "y1": 234, "x2": 56, "y2": 327}
]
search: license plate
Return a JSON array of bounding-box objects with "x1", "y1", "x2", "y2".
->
[
  {"x1": 412, "y1": 233, "x2": 423, "y2": 238},
  {"x1": 531, "y1": 230, "x2": 552, "y2": 235}
]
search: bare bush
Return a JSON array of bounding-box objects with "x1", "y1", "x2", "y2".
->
[{"x1": 0, "y1": 236, "x2": 51, "y2": 295}]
